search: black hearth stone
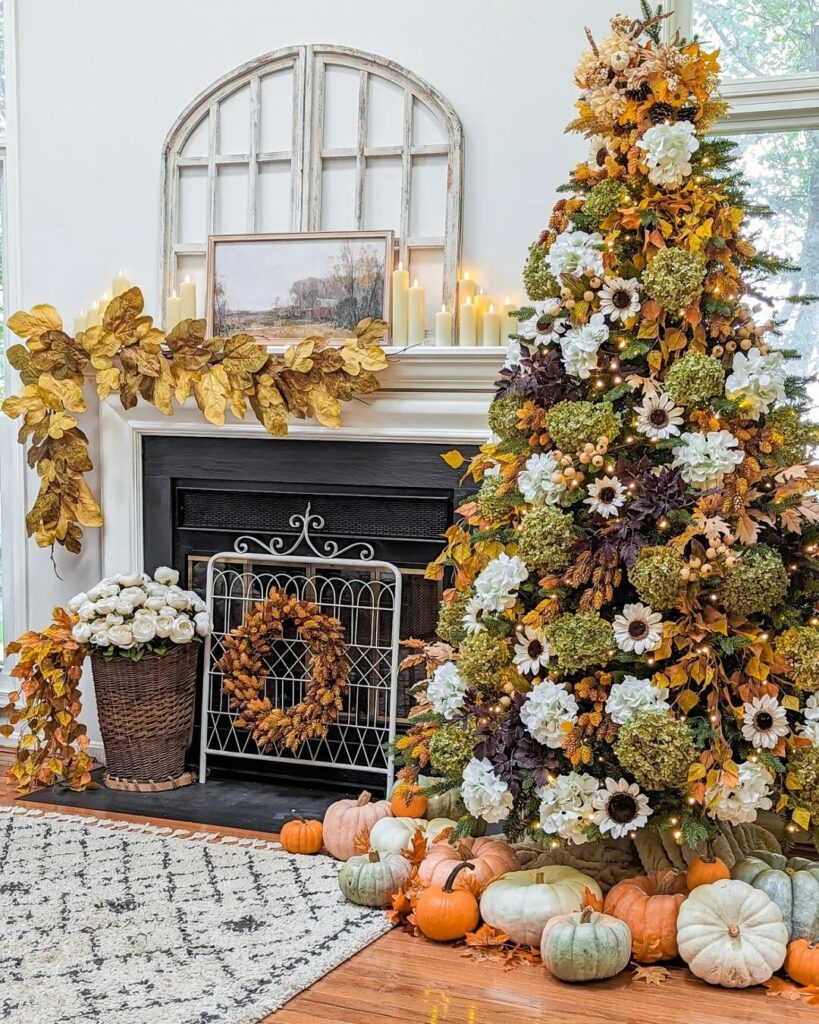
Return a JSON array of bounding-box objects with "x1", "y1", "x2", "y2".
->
[{"x1": 20, "y1": 769, "x2": 359, "y2": 835}]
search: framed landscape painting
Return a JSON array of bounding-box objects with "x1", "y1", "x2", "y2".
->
[{"x1": 206, "y1": 230, "x2": 394, "y2": 343}]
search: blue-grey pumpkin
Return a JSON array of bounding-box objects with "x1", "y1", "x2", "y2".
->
[
  {"x1": 732, "y1": 850, "x2": 819, "y2": 941},
  {"x1": 337, "y1": 849, "x2": 412, "y2": 908}
]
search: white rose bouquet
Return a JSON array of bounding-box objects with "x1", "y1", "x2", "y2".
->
[{"x1": 67, "y1": 567, "x2": 211, "y2": 661}]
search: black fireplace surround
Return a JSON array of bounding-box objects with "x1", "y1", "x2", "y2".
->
[{"x1": 141, "y1": 434, "x2": 477, "y2": 789}]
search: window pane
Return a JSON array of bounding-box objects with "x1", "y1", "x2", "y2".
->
[
  {"x1": 732, "y1": 130, "x2": 819, "y2": 388},
  {"x1": 692, "y1": 1, "x2": 819, "y2": 80},
  {"x1": 0, "y1": 0, "x2": 5, "y2": 136}
]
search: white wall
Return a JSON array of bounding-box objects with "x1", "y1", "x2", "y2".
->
[{"x1": 7, "y1": 0, "x2": 638, "y2": 742}]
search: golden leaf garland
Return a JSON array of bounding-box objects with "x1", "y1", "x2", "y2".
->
[
  {"x1": 2, "y1": 287, "x2": 390, "y2": 554},
  {"x1": 217, "y1": 587, "x2": 350, "y2": 752}
]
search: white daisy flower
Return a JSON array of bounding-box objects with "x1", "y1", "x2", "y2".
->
[
  {"x1": 520, "y1": 681, "x2": 578, "y2": 747},
  {"x1": 517, "y1": 452, "x2": 566, "y2": 506},
  {"x1": 518, "y1": 303, "x2": 568, "y2": 345},
  {"x1": 537, "y1": 771, "x2": 598, "y2": 845},
  {"x1": 584, "y1": 475, "x2": 627, "y2": 518},
  {"x1": 592, "y1": 778, "x2": 653, "y2": 839},
  {"x1": 612, "y1": 602, "x2": 664, "y2": 655},
  {"x1": 606, "y1": 675, "x2": 670, "y2": 725},
  {"x1": 672, "y1": 429, "x2": 745, "y2": 489},
  {"x1": 599, "y1": 278, "x2": 641, "y2": 323},
  {"x1": 513, "y1": 626, "x2": 552, "y2": 676},
  {"x1": 706, "y1": 761, "x2": 773, "y2": 825},
  {"x1": 462, "y1": 594, "x2": 486, "y2": 636},
  {"x1": 427, "y1": 662, "x2": 468, "y2": 721},
  {"x1": 547, "y1": 228, "x2": 605, "y2": 279},
  {"x1": 741, "y1": 694, "x2": 789, "y2": 749},
  {"x1": 587, "y1": 134, "x2": 611, "y2": 170},
  {"x1": 635, "y1": 391, "x2": 685, "y2": 440},
  {"x1": 461, "y1": 757, "x2": 514, "y2": 823}
]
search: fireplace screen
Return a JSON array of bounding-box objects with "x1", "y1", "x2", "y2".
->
[{"x1": 200, "y1": 550, "x2": 402, "y2": 788}]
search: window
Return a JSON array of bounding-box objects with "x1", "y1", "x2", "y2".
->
[{"x1": 669, "y1": 2, "x2": 819, "y2": 383}]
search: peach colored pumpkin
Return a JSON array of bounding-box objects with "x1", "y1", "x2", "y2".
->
[
  {"x1": 323, "y1": 790, "x2": 392, "y2": 861},
  {"x1": 603, "y1": 869, "x2": 688, "y2": 963},
  {"x1": 417, "y1": 836, "x2": 520, "y2": 892}
]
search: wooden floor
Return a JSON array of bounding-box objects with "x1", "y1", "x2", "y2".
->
[{"x1": 1, "y1": 751, "x2": 815, "y2": 1024}]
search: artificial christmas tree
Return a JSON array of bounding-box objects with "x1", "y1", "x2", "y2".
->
[{"x1": 397, "y1": 7, "x2": 819, "y2": 854}]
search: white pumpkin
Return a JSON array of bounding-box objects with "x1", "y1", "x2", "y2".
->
[
  {"x1": 368, "y1": 815, "x2": 457, "y2": 855},
  {"x1": 677, "y1": 878, "x2": 788, "y2": 988},
  {"x1": 480, "y1": 867, "x2": 603, "y2": 946}
]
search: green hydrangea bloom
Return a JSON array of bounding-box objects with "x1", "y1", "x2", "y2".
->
[
  {"x1": 517, "y1": 505, "x2": 579, "y2": 574},
  {"x1": 582, "y1": 179, "x2": 628, "y2": 227},
  {"x1": 488, "y1": 395, "x2": 527, "y2": 442},
  {"x1": 614, "y1": 710, "x2": 697, "y2": 791},
  {"x1": 523, "y1": 242, "x2": 560, "y2": 301},
  {"x1": 642, "y1": 247, "x2": 707, "y2": 311},
  {"x1": 776, "y1": 626, "x2": 819, "y2": 692},
  {"x1": 547, "y1": 400, "x2": 621, "y2": 453},
  {"x1": 429, "y1": 724, "x2": 477, "y2": 780},
  {"x1": 459, "y1": 631, "x2": 512, "y2": 689},
  {"x1": 766, "y1": 407, "x2": 818, "y2": 465},
  {"x1": 544, "y1": 611, "x2": 615, "y2": 671},
  {"x1": 476, "y1": 473, "x2": 522, "y2": 522},
  {"x1": 720, "y1": 545, "x2": 789, "y2": 616},
  {"x1": 436, "y1": 590, "x2": 472, "y2": 645},
  {"x1": 628, "y1": 546, "x2": 688, "y2": 610},
  {"x1": 664, "y1": 351, "x2": 725, "y2": 407},
  {"x1": 787, "y1": 746, "x2": 819, "y2": 820}
]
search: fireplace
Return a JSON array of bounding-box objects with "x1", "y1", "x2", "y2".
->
[{"x1": 141, "y1": 434, "x2": 477, "y2": 788}]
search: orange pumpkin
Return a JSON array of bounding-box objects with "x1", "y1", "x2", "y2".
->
[
  {"x1": 280, "y1": 817, "x2": 323, "y2": 855},
  {"x1": 417, "y1": 836, "x2": 520, "y2": 892},
  {"x1": 603, "y1": 869, "x2": 688, "y2": 963},
  {"x1": 323, "y1": 790, "x2": 392, "y2": 861},
  {"x1": 686, "y1": 850, "x2": 730, "y2": 890},
  {"x1": 390, "y1": 784, "x2": 428, "y2": 819},
  {"x1": 415, "y1": 862, "x2": 480, "y2": 942},
  {"x1": 785, "y1": 938, "x2": 819, "y2": 986}
]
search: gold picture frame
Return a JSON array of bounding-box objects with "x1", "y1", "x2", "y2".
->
[{"x1": 205, "y1": 230, "x2": 394, "y2": 344}]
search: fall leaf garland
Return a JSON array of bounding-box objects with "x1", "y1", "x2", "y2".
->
[
  {"x1": 217, "y1": 587, "x2": 350, "y2": 752},
  {"x1": 1, "y1": 287, "x2": 389, "y2": 554}
]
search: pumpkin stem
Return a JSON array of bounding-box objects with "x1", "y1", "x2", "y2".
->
[
  {"x1": 727, "y1": 924, "x2": 740, "y2": 939},
  {"x1": 579, "y1": 906, "x2": 594, "y2": 924},
  {"x1": 357, "y1": 791, "x2": 372, "y2": 806},
  {"x1": 443, "y1": 861, "x2": 475, "y2": 893},
  {"x1": 703, "y1": 837, "x2": 716, "y2": 863},
  {"x1": 809, "y1": 938, "x2": 819, "y2": 950},
  {"x1": 535, "y1": 871, "x2": 545, "y2": 884},
  {"x1": 368, "y1": 849, "x2": 381, "y2": 864},
  {"x1": 455, "y1": 841, "x2": 473, "y2": 860}
]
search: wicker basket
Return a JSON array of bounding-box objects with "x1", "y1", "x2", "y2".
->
[{"x1": 91, "y1": 642, "x2": 199, "y2": 791}]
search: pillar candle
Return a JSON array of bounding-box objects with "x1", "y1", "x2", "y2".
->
[
  {"x1": 408, "y1": 278, "x2": 425, "y2": 345},
  {"x1": 166, "y1": 290, "x2": 182, "y2": 332},
  {"x1": 474, "y1": 288, "x2": 491, "y2": 345},
  {"x1": 391, "y1": 261, "x2": 409, "y2": 345},
  {"x1": 112, "y1": 270, "x2": 130, "y2": 297},
  {"x1": 434, "y1": 304, "x2": 453, "y2": 347},
  {"x1": 501, "y1": 296, "x2": 518, "y2": 341},
  {"x1": 458, "y1": 295, "x2": 477, "y2": 347},
  {"x1": 99, "y1": 292, "x2": 111, "y2": 323},
  {"x1": 87, "y1": 302, "x2": 100, "y2": 328},
  {"x1": 483, "y1": 303, "x2": 501, "y2": 346},
  {"x1": 180, "y1": 275, "x2": 197, "y2": 321},
  {"x1": 458, "y1": 271, "x2": 476, "y2": 306},
  {"x1": 74, "y1": 310, "x2": 87, "y2": 335}
]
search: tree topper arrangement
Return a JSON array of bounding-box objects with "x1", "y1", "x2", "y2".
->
[{"x1": 2, "y1": 287, "x2": 389, "y2": 555}]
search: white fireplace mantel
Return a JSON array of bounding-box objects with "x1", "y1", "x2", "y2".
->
[{"x1": 99, "y1": 347, "x2": 503, "y2": 578}]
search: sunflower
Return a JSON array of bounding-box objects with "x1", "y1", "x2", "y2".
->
[
  {"x1": 598, "y1": 277, "x2": 641, "y2": 323},
  {"x1": 635, "y1": 391, "x2": 685, "y2": 440},
  {"x1": 741, "y1": 695, "x2": 789, "y2": 749},
  {"x1": 592, "y1": 778, "x2": 653, "y2": 839},
  {"x1": 584, "y1": 474, "x2": 627, "y2": 518},
  {"x1": 612, "y1": 602, "x2": 664, "y2": 655}
]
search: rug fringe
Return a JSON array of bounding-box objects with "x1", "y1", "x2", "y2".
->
[{"x1": 0, "y1": 804, "x2": 283, "y2": 851}]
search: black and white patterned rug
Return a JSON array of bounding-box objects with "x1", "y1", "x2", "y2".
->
[{"x1": 0, "y1": 806, "x2": 392, "y2": 1024}]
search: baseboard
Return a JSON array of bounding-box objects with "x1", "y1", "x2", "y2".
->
[{"x1": 0, "y1": 735, "x2": 105, "y2": 763}]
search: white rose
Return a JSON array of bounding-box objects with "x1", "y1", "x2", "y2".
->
[
  {"x1": 90, "y1": 630, "x2": 111, "y2": 646},
  {"x1": 89, "y1": 618, "x2": 109, "y2": 635},
  {"x1": 114, "y1": 597, "x2": 134, "y2": 616},
  {"x1": 194, "y1": 611, "x2": 212, "y2": 637},
  {"x1": 154, "y1": 614, "x2": 175, "y2": 639},
  {"x1": 116, "y1": 572, "x2": 144, "y2": 587},
  {"x1": 165, "y1": 587, "x2": 190, "y2": 611},
  {"x1": 107, "y1": 623, "x2": 135, "y2": 649},
  {"x1": 78, "y1": 600, "x2": 97, "y2": 621},
  {"x1": 72, "y1": 622, "x2": 92, "y2": 642},
  {"x1": 170, "y1": 616, "x2": 195, "y2": 644},
  {"x1": 132, "y1": 618, "x2": 157, "y2": 644},
  {"x1": 145, "y1": 594, "x2": 168, "y2": 611},
  {"x1": 94, "y1": 597, "x2": 118, "y2": 616},
  {"x1": 145, "y1": 582, "x2": 168, "y2": 597},
  {"x1": 118, "y1": 586, "x2": 146, "y2": 607},
  {"x1": 185, "y1": 591, "x2": 206, "y2": 614},
  {"x1": 99, "y1": 584, "x2": 120, "y2": 599},
  {"x1": 105, "y1": 614, "x2": 124, "y2": 627},
  {"x1": 154, "y1": 566, "x2": 180, "y2": 586},
  {"x1": 67, "y1": 592, "x2": 88, "y2": 613},
  {"x1": 86, "y1": 586, "x2": 104, "y2": 602},
  {"x1": 134, "y1": 607, "x2": 157, "y2": 620}
]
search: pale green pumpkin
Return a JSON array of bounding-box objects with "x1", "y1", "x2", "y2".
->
[
  {"x1": 732, "y1": 850, "x2": 819, "y2": 941},
  {"x1": 337, "y1": 849, "x2": 412, "y2": 908},
  {"x1": 540, "y1": 907, "x2": 631, "y2": 982}
]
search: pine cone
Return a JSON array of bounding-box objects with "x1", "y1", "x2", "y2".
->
[
  {"x1": 676, "y1": 105, "x2": 698, "y2": 123},
  {"x1": 649, "y1": 102, "x2": 675, "y2": 125},
  {"x1": 625, "y1": 82, "x2": 650, "y2": 102}
]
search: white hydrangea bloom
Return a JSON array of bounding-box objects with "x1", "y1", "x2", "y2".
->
[
  {"x1": 461, "y1": 757, "x2": 514, "y2": 823},
  {"x1": 605, "y1": 675, "x2": 670, "y2": 725},
  {"x1": 560, "y1": 312, "x2": 609, "y2": 379},
  {"x1": 706, "y1": 761, "x2": 773, "y2": 825},
  {"x1": 520, "y1": 681, "x2": 579, "y2": 748},
  {"x1": 427, "y1": 662, "x2": 468, "y2": 721},
  {"x1": 537, "y1": 772, "x2": 598, "y2": 845},
  {"x1": 800, "y1": 719, "x2": 819, "y2": 745},
  {"x1": 637, "y1": 121, "x2": 699, "y2": 187},
  {"x1": 547, "y1": 228, "x2": 604, "y2": 279},
  {"x1": 672, "y1": 430, "x2": 745, "y2": 489},
  {"x1": 473, "y1": 553, "x2": 529, "y2": 613},
  {"x1": 517, "y1": 452, "x2": 566, "y2": 505},
  {"x1": 805, "y1": 694, "x2": 819, "y2": 722},
  {"x1": 503, "y1": 339, "x2": 525, "y2": 370},
  {"x1": 725, "y1": 348, "x2": 787, "y2": 420}
]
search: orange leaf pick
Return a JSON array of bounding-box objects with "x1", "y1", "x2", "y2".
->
[
  {"x1": 353, "y1": 826, "x2": 371, "y2": 855},
  {"x1": 581, "y1": 886, "x2": 604, "y2": 912}
]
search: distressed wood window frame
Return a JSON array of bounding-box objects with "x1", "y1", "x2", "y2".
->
[{"x1": 159, "y1": 44, "x2": 464, "y2": 327}]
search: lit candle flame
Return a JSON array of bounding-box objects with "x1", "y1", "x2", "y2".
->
[
  {"x1": 463, "y1": 270, "x2": 470, "y2": 281},
  {"x1": 440, "y1": 304, "x2": 446, "y2": 313},
  {"x1": 398, "y1": 260, "x2": 403, "y2": 271},
  {"x1": 504, "y1": 295, "x2": 511, "y2": 304},
  {"x1": 413, "y1": 278, "x2": 419, "y2": 288},
  {"x1": 466, "y1": 295, "x2": 472, "y2": 305},
  {"x1": 489, "y1": 303, "x2": 495, "y2": 314}
]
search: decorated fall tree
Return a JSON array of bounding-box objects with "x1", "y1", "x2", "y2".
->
[{"x1": 397, "y1": 7, "x2": 819, "y2": 853}]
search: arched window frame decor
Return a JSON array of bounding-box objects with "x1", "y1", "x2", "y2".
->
[{"x1": 160, "y1": 44, "x2": 464, "y2": 329}]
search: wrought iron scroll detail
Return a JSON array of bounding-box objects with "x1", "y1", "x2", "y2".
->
[{"x1": 234, "y1": 503, "x2": 376, "y2": 561}]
